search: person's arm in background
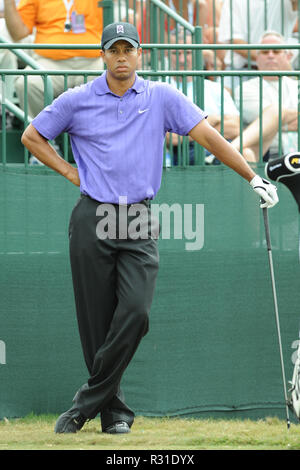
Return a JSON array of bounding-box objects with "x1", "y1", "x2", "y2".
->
[
  {"x1": 4, "y1": 0, "x2": 30, "y2": 40},
  {"x1": 284, "y1": 117, "x2": 298, "y2": 132},
  {"x1": 207, "y1": 114, "x2": 240, "y2": 140},
  {"x1": 197, "y1": 0, "x2": 208, "y2": 27},
  {"x1": 189, "y1": 118, "x2": 278, "y2": 207},
  {"x1": 189, "y1": 118, "x2": 255, "y2": 180},
  {"x1": 228, "y1": 38, "x2": 257, "y2": 61}
]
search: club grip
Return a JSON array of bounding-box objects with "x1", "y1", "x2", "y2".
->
[{"x1": 262, "y1": 205, "x2": 272, "y2": 251}]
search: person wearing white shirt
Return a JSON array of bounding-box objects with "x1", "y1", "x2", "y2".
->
[
  {"x1": 168, "y1": 33, "x2": 240, "y2": 164},
  {"x1": 233, "y1": 31, "x2": 298, "y2": 162},
  {"x1": 169, "y1": 31, "x2": 298, "y2": 164},
  {"x1": 218, "y1": 0, "x2": 298, "y2": 90}
]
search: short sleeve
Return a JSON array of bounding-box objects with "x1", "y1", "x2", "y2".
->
[
  {"x1": 218, "y1": 0, "x2": 245, "y2": 42},
  {"x1": 32, "y1": 90, "x2": 73, "y2": 140},
  {"x1": 162, "y1": 83, "x2": 207, "y2": 135},
  {"x1": 17, "y1": 0, "x2": 38, "y2": 33}
]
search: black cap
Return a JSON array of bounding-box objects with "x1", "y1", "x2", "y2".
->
[{"x1": 101, "y1": 22, "x2": 140, "y2": 50}]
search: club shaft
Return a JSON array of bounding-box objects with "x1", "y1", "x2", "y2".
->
[{"x1": 262, "y1": 207, "x2": 291, "y2": 428}]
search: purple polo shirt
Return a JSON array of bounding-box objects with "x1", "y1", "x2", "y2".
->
[{"x1": 32, "y1": 72, "x2": 207, "y2": 204}]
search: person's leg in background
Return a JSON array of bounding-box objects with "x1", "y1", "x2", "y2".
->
[
  {"x1": 67, "y1": 57, "x2": 104, "y2": 88},
  {"x1": 14, "y1": 57, "x2": 66, "y2": 119},
  {"x1": 0, "y1": 49, "x2": 17, "y2": 102},
  {"x1": 14, "y1": 56, "x2": 104, "y2": 119},
  {"x1": 0, "y1": 49, "x2": 18, "y2": 128}
]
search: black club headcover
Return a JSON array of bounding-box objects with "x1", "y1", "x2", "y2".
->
[{"x1": 265, "y1": 152, "x2": 300, "y2": 212}]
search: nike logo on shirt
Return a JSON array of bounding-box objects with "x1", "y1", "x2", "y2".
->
[{"x1": 138, "y1": 109, "x2": 149, "y2": 114}]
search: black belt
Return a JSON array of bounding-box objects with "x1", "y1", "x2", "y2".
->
[{"x1": 80, "y1": 193, "x2": 150, "y2": 207}]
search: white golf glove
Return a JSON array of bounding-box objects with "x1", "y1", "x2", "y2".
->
[{"x1": 250, "y1": 175, "x2": 279, "y2": 208}]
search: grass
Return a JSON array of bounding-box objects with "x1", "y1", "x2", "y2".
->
[{"x1": 0, "y1": 414, "x2": 299, "y2": 450}]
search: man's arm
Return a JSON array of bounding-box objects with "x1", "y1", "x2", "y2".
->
[
  {"x1": 189, "y1": 119, "x2": 278, "y2": 207},
  {"x1": 284, "y1": 118, "x2": 298, "y2": 132},
  {"x1": 231, "y1": 39, "x2": 257, "y2": 61},
  {"x1": 282, "y1": 109, "x2": 298, "y2": 131},
  {"x1": 189, "y1": 118, "x2": 255, "y2": 181},
  {"x1": 21, "y1": 124, "x2": 80, "y2": 186},
  {"x1": 207, "y1": 114, "x2": 240, "y2": 140},
  {"x1": 198, "y1": 0, "x2": 208, "y2": 28},
  {"x1": 4, "y1": 0, "x2": 30, "y2": 41}
]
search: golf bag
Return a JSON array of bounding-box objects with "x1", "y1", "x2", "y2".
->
[
  {"x1": 265, "y1": 152, "x2": 300, "y2": 212},
  {"x1": 266, "y1": 152, "x2": 300, "y2": 421},
  {"x1": 288, "y1": 333, "x2": 300, "y2": 421}
]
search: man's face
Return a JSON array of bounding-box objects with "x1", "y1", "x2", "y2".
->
[
  {"x1": 171, "y1": 49, "x2": 193, "y2": 71},
  {"x1": 170, "y1": 37, "x2": 193, "y2": 71},
  {"x1": 256, "y1": 35, "x2": 292, "y2": 75},
  {"x1": 101, "y1": 40, "x2": 141, "y2": 81}
]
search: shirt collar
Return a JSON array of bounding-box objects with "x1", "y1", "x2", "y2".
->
[{"x1": 94, "y1": 71, "x2": 145, "y2": 96}]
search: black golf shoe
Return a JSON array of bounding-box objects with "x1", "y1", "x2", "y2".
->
[
  {"x1": 103, "y1": 421, "x2": 130, "y2": 434},
  {"x1": 54, "y1": 406, "x2": 87, "y2": 433}
]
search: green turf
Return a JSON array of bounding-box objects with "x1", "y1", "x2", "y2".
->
[{"x1": 0, "y1": 414, "x2": 299, "y2": 450}]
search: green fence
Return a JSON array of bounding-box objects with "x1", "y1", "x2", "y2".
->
[
  {"x1": 1, "y1": 41, "x2": 300, "y2": 421},
  {"x1": 0, "y1": 165, "x2": 300, "y2": 420},
  {"x1": 1, "y1": 42, "x2": 300, "y2": 166}
]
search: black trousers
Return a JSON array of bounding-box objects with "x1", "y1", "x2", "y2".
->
[{"x1": 68, "y1": 194, "x2": 159, "y2": 430}]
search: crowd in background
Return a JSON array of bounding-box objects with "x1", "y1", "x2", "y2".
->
[{"x1": 0, "y1": 0, "x2": 299, "y2": 164}]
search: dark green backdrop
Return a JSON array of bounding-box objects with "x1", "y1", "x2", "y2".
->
[{"x1": 0, "y1": 165, "x2": 299, "y2": 421}]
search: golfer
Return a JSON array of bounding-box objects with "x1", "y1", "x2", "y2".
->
[{"x1": 21, "y1": 22, "x2": 278, "y2": 434}]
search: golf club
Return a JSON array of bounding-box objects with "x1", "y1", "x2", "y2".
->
[{"x1": 261, "y1": 202, "x2": 291, "y2": 429}]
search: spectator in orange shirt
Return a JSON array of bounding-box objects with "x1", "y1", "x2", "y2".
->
[{"x1": 4, "y1": 0, "x2": 104, "y2": 118}]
